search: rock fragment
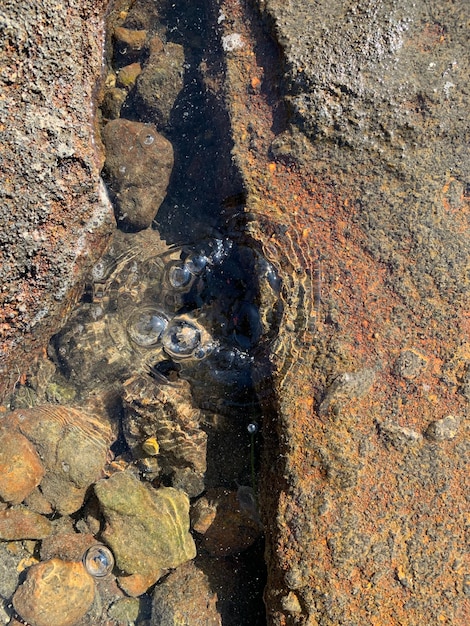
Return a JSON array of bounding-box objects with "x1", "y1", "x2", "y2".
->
[
  {"x1": 151, "y1": 561, "x2": 221, "y2": 626},
  {"x1": 136, "y1": 40, "x2": 185, "y2": 128},
  {"x1": 0, "y1": 506, "x2": 52, "y2": 540},
  {"x1": 425, "y1": 415, "x2": 460, "y2": 441},
  {"x1": 6, "y1": 405, "x2": 114, "y2": 515},
  {"x1": 0, "y1": 428, "x2": 45, "y2": 504},
  {"x1": 102, "y1": 119, "x2": 174, "y2": 230},
  {"x1": 94, "y1": 471, "x2": 196, "y2": 584},
  {"x1": 13, "y1": 559, "x2": 95, "y2": 626}
]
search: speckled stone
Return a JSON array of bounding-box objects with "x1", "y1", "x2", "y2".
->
[
  {"x1": 13, "y1": 558, "x2": 95, "y2": 626},
  {"x1": 94, "y1": 471, "x2": 196, "y2": 584},
  {"x1": 151, "y1": 561, "x2": 221, "y2": 626},
  {"x1": 0, "y1": 506, "x2": 52, "y2": 540},
  {"x1": 0, "y1": 428, "x2": 45, "y2": 504}
]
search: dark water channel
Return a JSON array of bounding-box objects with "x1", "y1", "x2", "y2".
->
[{"x1": 22, "y1": 0, "x2": 281, "y2": 623}]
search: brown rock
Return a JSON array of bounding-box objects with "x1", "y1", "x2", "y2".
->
[
  {"x1": 102, "y1": 119, "x2": 174, "y2": 230},
  {"x1": 0, "y1": 506, "x2": 52, "y2": 540},
  {"x1": 116, "y1": 62, "x2": 142, "y2": 89},
  {"x1": 0, "y1": 428, "x2": 45, "y2": 504},
  {"x1": 136, "y1": 41, "x2": 185, "y2": 128},
  {"x1": 151, "y1": 561, "x2": 221, "y2": 626},
  {"x1": 114, "y1": 26, "x2": 147, "y2": 52},
  {"x1": 7, "y1": 405, "x2": 114, "y2": 514},
  {"x1": 13, "y1": 558, "x2": 95, "y2": 626},
  {"x1": 40, "y1": 532, "x2": 97, "y2": 562},
  {"x1": 193, "y1": 488, "x2": 262, "y2": 556},
  {"x1": 118, "y1": 571, "x2": 161, "y2": 598}
]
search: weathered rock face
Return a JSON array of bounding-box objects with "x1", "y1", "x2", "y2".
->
[
  {"x1": 0, "y1": 0, "x2": 115, "y2": 400},
  {"x1": 215, "y1": 0, "x2": 470, "y2": 624}
]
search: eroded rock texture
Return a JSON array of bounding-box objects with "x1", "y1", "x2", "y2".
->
[
  {"x1": 0, "y1": 0, "x2": 114, "y2": 399},
  {"x1": 215, "y1": 0, "x2": 470, "y2": 624}
]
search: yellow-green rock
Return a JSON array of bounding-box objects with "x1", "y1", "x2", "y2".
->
[{"x1": 94, "y1": 471, "x2": 196, "y2": 580}]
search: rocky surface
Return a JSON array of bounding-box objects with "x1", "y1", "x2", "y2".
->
[
  {"x1": 215, "y1": 0, "x2": 470, "y2": 624},
  {"x1": 0, "y1": 0, "x2": 468, "y2": 625},
  {"x1": 102, "y1": 118, "x2": 174, "y2": 230},
  {"x1": 151, "y1": 561, "x2": 221, "y2": 626},
  {"x1": 94, "y1": 471, "x2": 196, "y2": 586},
  {"x1": 0, "y1": 0, "x2": 115, "y2": 398}
]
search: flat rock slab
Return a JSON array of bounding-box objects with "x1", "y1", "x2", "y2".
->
[{"x1": 215, "y1": 0, "x2": 470, "y2": 624}]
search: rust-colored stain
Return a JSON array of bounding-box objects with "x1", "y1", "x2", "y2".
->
[{"x1": 219, "y1": 1, "x2": 469, "y2": 624}]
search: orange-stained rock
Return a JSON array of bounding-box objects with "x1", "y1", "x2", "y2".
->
[
  {"x1": 0, "y1": 428, "x2": 45, "y2": 504},
  {"x1": 7, "y1": 405, "x2": 114, "y2": 515},
  {"x1": 0, "y1": 506, "x2": 52, "y2": 540},
  {"x1": 13, "y1": 558, "x2": 95, "y2": 626},
  {"x1": 118, "y1": 571, "x2": 161, "y2": 598}
]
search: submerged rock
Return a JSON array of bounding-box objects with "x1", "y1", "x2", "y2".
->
[
  {"x1": 0, "y1": 428, "x2": 45, "y2": 505},
  {"x1": 135, "y1": 40, "x2": 185, "y2": 129},
  {"x1": 13, "y1": 558, "x2": 95, "y2": 626},
  {"x1": 0, "y1": 506, "x2": 52, "y2": 540},
  {"x1": 151, "y1": 560, "x2": 221, "y2": 626},
  {"x1": 5, "y1": 405, "x2": 114, "y2": 515},
  {"x1": 94, "y1": 471, "x2": 196, "y2": 584},
  {"x1": 102, "y1": 119, "x2": 174, "y2": 230},
  {"x1": 123, "y1": 374, "x2": 207, "y2": 497}
]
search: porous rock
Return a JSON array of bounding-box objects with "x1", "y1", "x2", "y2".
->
[
  {"x1": 0, "y1": 428, "x2": 45, "y2": 505},
  {"x1": 102, "y1": 119, "x2": 174, "y2": 230},
  {"x1": 151, "y1": 560, "x2": 221, "y2": 626},
  {"x1": 13, "y1": 558, "x2": 95, "y2": 626},
  {"x1": 94, "y1": 471, "x2": 196, "y2": 582}
]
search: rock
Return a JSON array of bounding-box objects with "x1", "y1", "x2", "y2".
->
[
  {"x1": 94, "y1": 471, "x2": 196, "y2": 583},
  {"x1": 192, "y1": 488, "x2": 262, "y2": 556},
  {"x1": 113, "y1": 26, "x2": 147, "y2": 54},
  {"x1": 425, "y1": 415, "x2": 461, "y2": 441},
  {"x1": 151, "y1": 561, "x2": 221, "y2": 626},
  {"x1": 0, "y1": 0, "x2": 115, "y2": 399},
  {"x1": 116, "y1": 62, "x2": 142, "y2": 89},
  {"x1": 123, "y1": 374, "x2": 207, "y2": 497},
  {"x1": 0, "y1": 507, "x2": 52, "y2": 540},
  {"x1": 13, "y1": 559, "x2": 95, "y2": 626},
  {"x1": 7, "y1": 405, "x2": 114, "y2": 514},
  {"x1": 135, "y1": 41, "x2": 185, "y2": 128},
  {"x1": 102, "y1": 119, "x2": 174, "y2": 230},
  {"x1": 0, "y1": 542, "x2": 37, "y2": 600},
  {"x1": 40, "y1": 532, "x2": 97, "y2": 563},
  {"x1": 0, "y1": 428, "x2": 45, "y2": 504},
  {"x1": 394, "y1": 349, "x2": 428, "y2": 379},
  {"x1": 108, "y1": 597, "x2": 141, "y2": 624},
  {"x1": 101, "y1": 87, "x2": 127, "y2": 119}
]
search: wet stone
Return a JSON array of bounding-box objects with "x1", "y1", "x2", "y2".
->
[
  {"x1": 13, "y1": 559, "x2": 95, "y2": 626},
  {"x1": 6, "y1": 405, "x2": 114, "y2": 515},
  {"x1": 94, "y1": 471, "x2": 196, "y2": 584},
  {"x1": 122, "y1": 374, "x2": 207, "y2": 497},
  {"x1": 151, "y1": 561, "x2": 221, "y2": 626},
  {"x1": 116, "y1": 62, "x2": 142, "y2": 89},
  {"x1": 0, "y1": 428, "x2": 45, "y2": 505},
  {"x1": 102, "y1": 119, "x2": 174, "y2": 230},
  {"x1": 135, "y1": 41, "x2": 185, "y2": 129},
  {"x1": 0, "y1": 506, "x2": 52, "y2": 540},
  {"x1": 192, "y1": 488, "x2": 262, "y2": 556}
]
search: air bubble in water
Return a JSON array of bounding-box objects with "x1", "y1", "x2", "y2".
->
[
  {"x1": 166, "y1": 262, "x2": 192, "y2": 289},
  {"x1": 185, "y1": 253, "x2": 208, "y2": 275},
  {"x1": 161, "y1": 316, "x2": 208, "y2": 359},
  {"x1": 127, "y1": 308, "x2": 168, "y2": 347},
  {"x1": 82, "y1": 545, "x2": 114, "y2": 578}
]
